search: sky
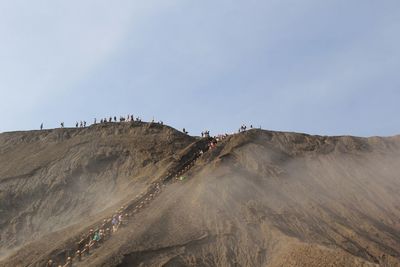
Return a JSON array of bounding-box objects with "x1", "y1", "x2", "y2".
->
[{"x1": 0, "y1": 1, "x2": 399, "y2": 137}]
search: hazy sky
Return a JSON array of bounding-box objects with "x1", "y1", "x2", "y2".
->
[{"x1": 1, "y1": 1, "x2": 399, "y2": 136}]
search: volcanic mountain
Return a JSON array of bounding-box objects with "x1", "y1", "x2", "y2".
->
[{"x1": 0, "y1": 122, "x2": 399, "y2": 267}]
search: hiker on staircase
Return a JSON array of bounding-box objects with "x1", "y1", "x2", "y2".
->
[
  {"x1": 112, "y1": 215, "x2": 119, "y2": 232},
  {"x1": 91, "y1": 231, "x2": 101, "y2": 248},
  {"x1": 118, "y1": 214, "x2": 124, "y2": 227}
]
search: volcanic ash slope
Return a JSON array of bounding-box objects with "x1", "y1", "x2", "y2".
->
[{"x1": 1, "y1": 126, "x2": 400, "y2": 267}]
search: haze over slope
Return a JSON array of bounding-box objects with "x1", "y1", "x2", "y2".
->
[{"x1": 1, "y1": 124, "x2": 400, "y2": 267}]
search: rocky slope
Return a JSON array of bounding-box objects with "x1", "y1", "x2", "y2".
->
[{"x1": 1, "y1": 125, "x2": 399, "y2": 267}]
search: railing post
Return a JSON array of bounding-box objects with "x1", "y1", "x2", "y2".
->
[
  {"x1": 76, "y1": 250, "x2": 82, "y2": 261},
  {"x1": 85, "y1": 244, "x2": 90, "y2": 255}
]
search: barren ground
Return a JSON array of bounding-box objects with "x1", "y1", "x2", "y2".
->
[{"x1": 0, "y1": 123, "x2": 399, "y2": 267}]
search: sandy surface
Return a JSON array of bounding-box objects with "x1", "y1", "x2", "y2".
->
[{"x1": 0, "y1": 125, "x2": 399, "y2": 266}]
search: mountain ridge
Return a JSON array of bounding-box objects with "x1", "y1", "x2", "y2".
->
[{"x1": 1, "y1": 123, "x2": 399, "y2": 266}]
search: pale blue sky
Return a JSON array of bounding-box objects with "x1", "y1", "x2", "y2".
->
[{"x1": 0, "y1": 1, "x2": 399, "y2": 136}]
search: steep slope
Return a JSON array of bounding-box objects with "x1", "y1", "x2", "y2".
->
[
  {"x1": 77, "y1": 130, "x2": 400, "y2": 267},
  {"x1": 1, "y1": 128, "x2": 400, "y2": 267},
  {"x1": 0, "y1": 122, "x2": 195, "y2": 259}
]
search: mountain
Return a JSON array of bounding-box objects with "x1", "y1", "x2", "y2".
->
[{"x1": 1, "y1": 123, "x2": 399, "y2": 267}]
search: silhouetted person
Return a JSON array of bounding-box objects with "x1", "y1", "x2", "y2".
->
[
  {"x1": 84, "y1": 121, "x2": 86, "y2": 127},
  {"x1": 76, "y1": 122, "x2": 78, "y2": 128},
  {"x1": 61, "y1": 122, "x2": 64, "y2": 128},
  {"x1": 40, "y1": 123, "x2": 43, "y2": 130},
  {"x1": 109, "y1": 117, "x2": 112, "y2": 123}
]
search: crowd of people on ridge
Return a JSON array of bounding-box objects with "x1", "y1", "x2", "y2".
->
[
  {"x1": 99, "y1": 114, "x2": 142, "y2": 124},
  {"x1": 201, "y1": 130, "x2": 210, "y2": 138},
  {"x1": 39, "y1": 115, "x2": 258, "y2": 144},
  {"x1": 38, "y1": 114, "x2": 163, "y2": 131},
  {"x1": 238, "y1": 124, "x2": 253, "y2": 133}
]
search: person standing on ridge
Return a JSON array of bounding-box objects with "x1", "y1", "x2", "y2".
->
[{"x1": 40, "y1": 123, "x2": 43, "y2": 130}]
